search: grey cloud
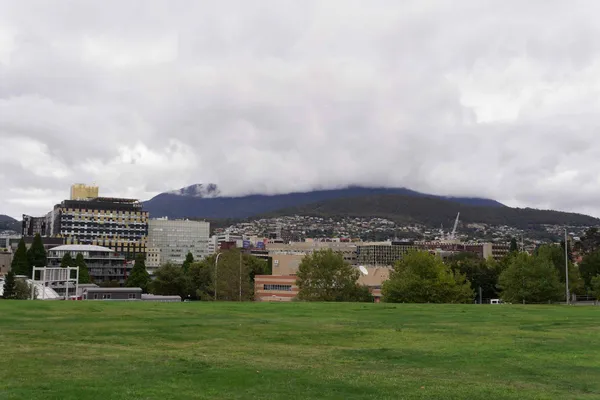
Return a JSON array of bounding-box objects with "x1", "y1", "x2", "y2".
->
[{"x1": 2, "y1": 0, "x2": 600, "y2": 219}]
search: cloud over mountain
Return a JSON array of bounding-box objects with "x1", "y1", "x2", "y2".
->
[{"x1": 2, "y1": 0, "x2": 600, "y2": 219}]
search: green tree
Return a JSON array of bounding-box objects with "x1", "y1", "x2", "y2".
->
[
  {"x1": 150, "y1": 263, "x2": 189, "y2": 299},
  {"x1": 296, "y1": 249, "x2": 373, "y2": 302},
  {"x1": 10, "y1": 238, "x2": 29, "y2": 277},
  {"x1": 382, "y1": 251, "x2": 473, "y2": 303},
  {"x1": 535, "y1": 244, "x2": 584, "y2": 294},
  {"x1": 26, "y1": 234, "x2": 47, "y2": 277},
  {"x1": 182, "y1": 252, "x2": 194, "y2": 273},
  {"x1": 447, "y1": 253, "x2": 503, "y2": 301},
  {"x1": 14, "y1": 279, "x2": 36, "y2": 300},
  {"x1": 75, "y1": 253, "x2": 92, "y2": 284},
  {"x1": 578, "y1": 249, "x2": 600, "y2": 289},
  {"x1": 125, "y1": 254, "x2": 151, "y2": 292},
  {"x1": 509, "y1": 237, "x2": 519, "y2": 253},
  {"x1": 212, "y1": 250, "x2": 255, "y2": 301},
  {"x1": 498, "y1": 252, "x2": 563, "y2": 304},
  {"x1": 60, "y1": 253, "x2": 73, "y2": 268},
  {"x1": 577, "y1": 228, "x2": 600, "y2": 255},
  {"x1": 2, "y1": 271, "x2": 16, "y2": 299},
  {"x1": 187, "y1": 260, "x2": 213, "y2": 300},
  {"x1": 591, "y1": 275, "x2": 600, "y2": 301}
]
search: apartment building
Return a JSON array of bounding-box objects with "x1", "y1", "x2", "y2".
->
[
  {"x1": 23, "y1": 185, "x2": 148, "y2": 260},
  {"x1": 47, "y1": 244, "x2": 130, "y2": 284},
  {"x1": 146, "y1": 218, "x2": 210, "y2": 269}
]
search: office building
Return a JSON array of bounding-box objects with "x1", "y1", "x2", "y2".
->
[
  {"x1": 208, "y1": 233, "x2": 244, "y2": 254},
  {"x1": 147, "y1": 218, "x2": 210, "y2": 269},
  {"x1": 47, "y1": 244, "x2": 129, "y2": 284},
  {"x1": 356, "y1": 241, "x2": 417, "y2": 266},
  {"x1": 23, "y1": 185, "x2": 148, "y2": 259}
]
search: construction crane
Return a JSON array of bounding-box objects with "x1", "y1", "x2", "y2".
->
[{"x1": 448, "y1": 212, "x2": 460, "y2": 241}]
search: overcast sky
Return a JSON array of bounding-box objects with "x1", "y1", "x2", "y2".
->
[{"x1": 2, "y1": 0, "x2": 600, "y2": 219}]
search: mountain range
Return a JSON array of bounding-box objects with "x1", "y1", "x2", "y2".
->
[
  {"x1": 144, "y1": 185, "x2": 504, "y2": 220},
  {"x1": 0, "y1": 215, "x2": 20, "y2": 232},
  {"x1": 143, "y1": 184, "x2": 600, "y2": 228}
]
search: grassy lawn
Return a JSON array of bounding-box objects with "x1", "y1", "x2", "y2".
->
[{"x1": 0, "y1": 302, "x2": 599, "y2": 400}]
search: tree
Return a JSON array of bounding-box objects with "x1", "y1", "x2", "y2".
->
[
  {"x1": 535, "y1": 244, "x2": 584, "y2": 295},
  {"x1": 61, "y1": 253, "x2": 74, "y2": 268},
  {"x1": 75, "y1": 253, "x2": 92, "y2": 284},
  {"x1": 125, "y1": 254, "x2": 151, "y2": 292},
  {"x1": 187, "y1": 261, "x2": 213, "y2": 300},
  {"x1": 382, "y1": 251, "x2": 473, "y2": 303},
  {"x1": 150, "y1": 263, "x2": 189, "y2": 299},
  {"x1": 577, "y1": 228, "x2": 600, "y2": 255},
  {"x1": 26, "y1": 234, "x2": 47, "y2": 277},
  {"x1": 296, "y1": 249, "x2": 373, "y2": 302},
  {"x1": 509, "y1": 237, "x2": 519, "y2": 253},
  {"x1": 591, "y1": 275, "x2": 600, "y2": 301},
  {"x1": 2, "y1": 271, "x2": 16, "y2": 299},
  {"x1": 10, "y1": 238, "x2": 29, "y2": 277},
  {"x1": 182, "y1": 252, "x2": 194, "y2": 273},
  {"x1": 211, "y1": 249, "x2": 255, "y2": 301},
  {"x1": 578, "y1": 250, "x2": 600, "y2": 289},
  {"x1": 447, "y1": 253, "x2": 503, "y2": 301},
  {"x1": 14, "y1": 279, "x2": 36, "y2": 300},
  {"x1": 498, "y1": 252, "x2": 563, "y2": 304}
]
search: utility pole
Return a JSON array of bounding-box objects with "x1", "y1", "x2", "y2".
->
[
  {"x1": 239, "y1": 251, "x2": 242, "y2": 302},
  {"x1": 479, "y1": 286, "x2": 482, "y2": 305},
  {"x1": 214, "y1": 253, "x2": 222, "y2": 301},
  {"x1": 565, "y1": 228, "x2": 570, "y2": 305}
]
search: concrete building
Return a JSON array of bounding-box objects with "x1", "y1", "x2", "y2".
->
[
  {"x1": 266, "y1": 241, "x2": 358, "y2": 265},
  {"x1": 254, "y1": 275, "x2": 299, "y2": 302},
  {"x1": 208, "y1": 233, "x2": 244, "y2": 254},
  {"x1": 147, "y1": 218, "x2": 210, "y2": 269},
  {"x1": 145, "y1": 247, "x2": 161, "y2": 275},
  {"x1": 82, "y1": 287, "x2": 142, "y2": 300},
  {"x1": 0, "y1": 251, "x2": 12, "y2": 276},
  {"x1": 356, "y1": 241, "x2": 417, "y2": 266},
  {"x1": 24, "y1": 186, "x2": 148, "y2": 259},
  {"x1": 47, "y1": 245, "x2": 130, "y2": 284}
]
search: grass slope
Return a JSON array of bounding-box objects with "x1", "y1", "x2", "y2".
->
[{"x1": 0, "y1": 302, "x2": 599, "y2": 400}]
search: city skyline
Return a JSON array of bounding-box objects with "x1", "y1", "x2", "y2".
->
[{"x1": 3, "y1": 1, "x2": 600, "y2": 218}]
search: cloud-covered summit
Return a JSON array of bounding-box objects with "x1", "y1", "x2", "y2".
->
[{"x1": 2, "y1": 0, "x2": 600, "y2": 219}]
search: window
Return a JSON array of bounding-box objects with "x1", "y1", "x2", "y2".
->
[
  {"x1": 102, "y1": 294, "x2": 111, "y2": 300},
  {"x1": 93, "y1": 294, "x2": 98, "y2": 300},
  {"x1": 263, "y1": 284, "x2": 292, "y2": 291},
  {"x1": 128, "y1": 293, "x2": 137, "y2": 299}
]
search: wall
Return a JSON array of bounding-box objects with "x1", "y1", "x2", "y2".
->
[{"x1": 0, "y1": 252, "x2": 12, "y2": 276}]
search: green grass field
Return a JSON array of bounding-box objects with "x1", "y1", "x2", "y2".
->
[{"x1": 1, "y1": 302, "x2": 599, "y2": 400}]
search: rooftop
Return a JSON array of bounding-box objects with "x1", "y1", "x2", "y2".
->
[{"x1": 49, "y1": 244, "x2": 115, "y2": 253}]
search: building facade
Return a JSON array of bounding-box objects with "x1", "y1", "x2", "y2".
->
[
  {"x1": 0, "y1": 251, "x2": 12, "y2": 276},
  {"x1": 356, "y1": 241, "x2": 417, "y2": 266},
  {"x1": 26, "y1": 196, "x2": 148, "y2": 260},
  {"x1": 147, "y1": 218, "x2": 210, "y2": 268},
  {"x1": 47, "y1": 244, "x2": 130, "y2": 284}
]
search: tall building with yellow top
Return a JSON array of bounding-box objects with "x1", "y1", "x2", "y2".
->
[{"x1": 23, "y1": 185, "x2": 148, "y2": 260}]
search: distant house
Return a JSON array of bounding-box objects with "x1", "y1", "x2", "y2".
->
[{"x1": 82, "y1": 287, "x2": 142, "y2": 301}]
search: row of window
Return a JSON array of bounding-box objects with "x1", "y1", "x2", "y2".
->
[
  {"x1": 263, "y1": 284, "x2": 293, "y2": 291},
  {"x1": 91, "y1": 293, "x2": 138, "y2": 300}
]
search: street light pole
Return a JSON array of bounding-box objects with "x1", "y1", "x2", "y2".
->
[
  {"x1": 215, "y1": 252, "x2": 222, "y2": 301},
  {"x1": 565, "y1": 228, "x2": 570, "y2": 305}
]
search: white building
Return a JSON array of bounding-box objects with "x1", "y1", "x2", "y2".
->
[
  {"x1": 147, "y1": 218, "x2": 210, "y2": 269},
  {"x1": 208, "y1": 233, "x2": 244, "y2": 254}
]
